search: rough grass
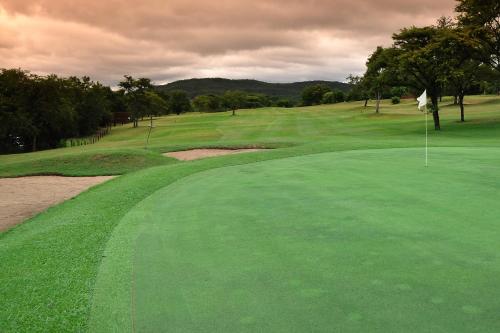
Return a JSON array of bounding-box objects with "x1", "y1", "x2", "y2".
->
[
  {"x1": 1, "y1": 96, "x2": 500, "y2": 332},
  {"x1": 0, "y1": 150, "x2": 176, "y2": 177}
]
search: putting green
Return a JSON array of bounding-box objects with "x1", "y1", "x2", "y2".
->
[{"x1": 91, "y1": 147, "x2": 500, "y2": 332}]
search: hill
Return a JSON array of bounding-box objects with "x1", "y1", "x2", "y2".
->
[{"x1": 156, "y1": 78, "x2": 351, "y2": 100}]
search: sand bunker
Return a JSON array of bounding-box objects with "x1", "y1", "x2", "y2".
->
[
  {"x1": 164, "y1": 148, "x2": 265, "y2": 161},
  {"x1": 0, "y1": 176, "x2": 115, "y2": 231}
]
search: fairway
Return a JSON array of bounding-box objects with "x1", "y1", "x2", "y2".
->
[{"x1": 90, "y1": 147, "x2": 500, "y2": 332}]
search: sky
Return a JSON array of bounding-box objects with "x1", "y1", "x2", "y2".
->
[{"x1": 0, "y1": 0, "x2": 456, "y2": 85}]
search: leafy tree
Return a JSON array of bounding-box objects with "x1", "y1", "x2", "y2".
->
[
  {"x1": 390, "y1": 86, "x2": 408, "y2": 98},
  {"x1": 321, "y1": 91, "x2": 335, "y2": 104},
  {"x1": 392, "y1": 25, "x2": 474, "y2": 130},
  {"x1": 364, "y1": 47, "x2": 399, "y2": 113},
  {"x1": 322, "y1": 90, "x2": 346, "y2": 104},
  {"x1": 193, "y1": 94, "x2": 222, "y2": 112},
  {"x1": 301, "y1": 84, "x2": 332, "y2": 106},
  {"x1": 334, "y1": 90, "x2": 345, "y2": 103},
  {"x1": 446, "y1": 57, "x2": 483, "y2": 122},
  {"x1": 0, "y1": 69, "x2": 36, "y2": 153},
  {"x1": 223, "y1": 90, "x2": 247, "y2": 116},
  {"x1": 456, "y1": 0, "x2": 500, "y2": 70},
  {"x1": 167, "y1": 90, "x2": 192, "y2": 115},
  {"x1": 26, "y1": 75, "x2": 79, "y2": 150},
  {"x1": 245, "y1": 94, "x2": 271, "y2": 109},
  {"x1": 106, "y1": 89, "x2": 128, "y2": 114},
  {"x1": 146, "y1": 91, "x2": 169, "y2": 116},
  {"x1": 346, "y1": 74, "x2": 370, "y2": 107},
  {"x1": 118, "y1": 75, "x2": 153, "y2": 127},
  {"x1": 393, "y1": 19, "x2": 478, "y2": 130},
  {"x1": 66, "y1": 76, "x2": 112, "y2": 136},
  {"x1": 478, "y1": 65, "x2": 500, "y2": 94},
  {"x1": 275, "y1": 98, "x2": 293, "y2": 108}
]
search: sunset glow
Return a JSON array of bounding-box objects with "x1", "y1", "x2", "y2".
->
[{"x1": 0, "y1": 0, "x2": 455, "y2": 84}]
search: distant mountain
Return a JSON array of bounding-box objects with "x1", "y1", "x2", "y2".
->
[{"x1": 156, "y1": 78, "x2": 351, "y2": 100}]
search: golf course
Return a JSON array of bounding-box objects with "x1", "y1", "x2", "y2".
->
[{"x1": 1, "y1": 96, "x2": 500, "y2": 332}]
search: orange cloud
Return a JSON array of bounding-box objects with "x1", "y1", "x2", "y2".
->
[{"x1": 0, "y1": 0, "x2": 455, "y2": 84}]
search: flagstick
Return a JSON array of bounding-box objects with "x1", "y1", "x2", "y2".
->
[
  {"x1": 145, "y1": 114, "x2": 153, "y2": 149},
  {"x1": 425, "y1": 105, "x2": 428, "y2": 167}
]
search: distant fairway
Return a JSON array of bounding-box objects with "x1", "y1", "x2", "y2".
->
[
  {"x1": 90, "y1": 148, "x2": 500, "y2": 332},
  {"x1": 2, "y1": 96, "x2": 500, "y2": 332}
]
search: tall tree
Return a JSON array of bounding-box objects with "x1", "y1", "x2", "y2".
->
[
  {"x1": 26, "y1": 75, "x2": 78, "y2": 150},
  {"x1": 66, "y1": 76, "x2": 112, "y2": 135},
  {"x1": 301, "y1": 84, "x2": 332, "y2": 106},
  {"x1": 0, "y1": 69, "x2": 36, "y2": 153},
  {"x1": 223, "y1": 91, "x2": 247, "y2": 116},
  {"x1": 193, "y1": 94, "x2": 222, "y2": 112},
  {"x1": 456, "y1": 0, "x2": 500, "y2": 70},
  {"x1": 392, "y1": 25, "x2": 474, "y2": 130},
  {"x1": 167, "y1": 90, "x2": 192, "y2": 115},
  {"x1": 118, "y1": 76, "x2": 152, "y2": 127},
  {"x1": 364, "y1": 47, "x2": 399, "y2": 113},
  {"x1": 346, "y1": 74, "x2": 370, "y2": 107}
]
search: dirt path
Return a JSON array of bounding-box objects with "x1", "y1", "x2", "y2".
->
[
  {"x1": 164, "y1": 148, "x2": 264, "y2": 161},
  {"x1": 0, "y1": 176, "x2": 115, "y2": 231}
]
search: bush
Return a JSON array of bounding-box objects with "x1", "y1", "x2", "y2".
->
[
  {"x1": 334, "y1": 90, "x2": 345, "y2": 103},
  {"x1": 302, "y1": 84, "x2": 332, "y2": 106},
  {"x1": 193, "y1": 94, "x2": 222, "y2": 112},
  {"x1": 275, "y1": 99, "x2": 293, "y2": 108},
  {"x1": 391, "y1": 96, "x2": 401, "y2": 104},
  {"x1": 321, "y1": 92, "x2": 335, "y2": 104}
]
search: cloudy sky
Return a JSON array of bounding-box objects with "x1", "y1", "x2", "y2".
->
[{"x1": 0, "y1": 0, "x2": 455, "y2": 85}]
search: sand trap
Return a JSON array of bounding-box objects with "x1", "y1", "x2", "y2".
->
[
  {"x1": 164, "y1": 148, "x2": 265, "y2": 161},
  {"x1": 0, "y1": 176, "x2": 115, "y2": 231}
]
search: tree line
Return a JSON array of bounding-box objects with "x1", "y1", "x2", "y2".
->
[
  {"x1": 348, "y1": 0, "x2": 500, "y2": 130},
  {"x1": 0, "y1": 70, "x2": 114, "y2": 153},
  {"x1": 0, "y1": 71, "x2": 296, "y2": 153}
]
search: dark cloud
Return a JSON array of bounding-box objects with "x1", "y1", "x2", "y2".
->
[{"x1": 0, "y1": 0, "x2": 455, "y2": 84}]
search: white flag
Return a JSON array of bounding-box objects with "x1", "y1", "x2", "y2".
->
[{"x1": 417, "y1": 90, "x2": 427, "y2": 110}]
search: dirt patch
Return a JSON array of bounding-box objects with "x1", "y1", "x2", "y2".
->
[
  {"x1": 0, "y1": 176, "x2": 115, "y2": 232},
  {"x1": 164, "y1": 148, "x2": 265, "y2": 161}
]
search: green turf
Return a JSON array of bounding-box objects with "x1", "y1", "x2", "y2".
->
[
  {"x1": 1, "y1": 96, "x2": 500, "y2": 332},
  {"x1": 90, "y1": 148, "x2": 500, "y2": 332},
  {"x1": 1, "y1": 96, "x2": 500, "y2": 177},
  {"x1": 0, "y1": 149, "x2": 176, "y2": 177}
]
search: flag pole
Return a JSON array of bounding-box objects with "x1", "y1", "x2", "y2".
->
[
  {"x1": 145, "y1": 114, "x2": 153, "y2": 149},
  {"x1": 418, "y1": 89, "x2": 428, "y2": 168},
  {"x1": 425, "y1": 105, "x2": 428, "y2": 167}
]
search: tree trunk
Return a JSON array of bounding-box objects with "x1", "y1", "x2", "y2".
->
[
  {"x1": 453, "y1": 95, "x2": 458, "y2": 105},
  {"x1": 430, "y1": 95, "x2": 441, "y2": 130},
  {"x1": 459, "y1": 93, "x2": 465, "y2": 122},
  {"x1": 232, "y1": 108, "x2": 236, "y2": 116},
  {"x1": 375, "y1": 92, "x2": 381, "y2": 114},
  {"x1": 364, "y1": 98, "x2": 368, "y2": 108}
]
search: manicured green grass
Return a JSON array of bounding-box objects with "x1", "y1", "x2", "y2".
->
[
  {"x1": 1, "y1": 96, "x2": 500, "y2": 332},
  {"x1": 91, "y1": 148, "x2": 500, "y2": 332}
]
